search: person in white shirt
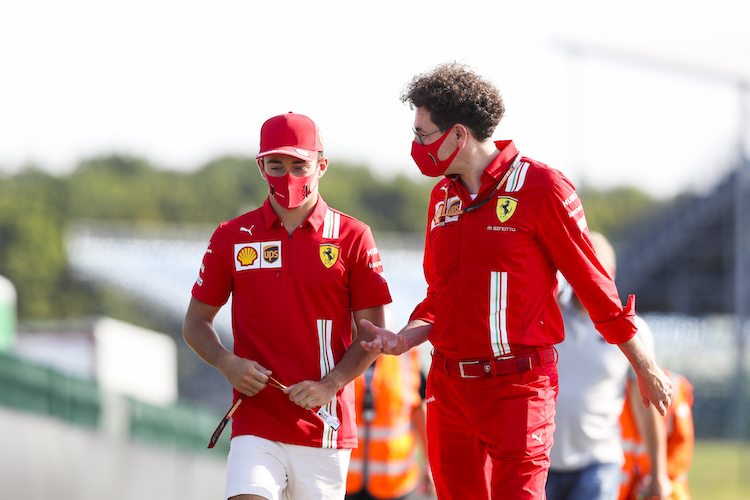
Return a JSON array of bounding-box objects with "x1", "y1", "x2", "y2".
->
[{"x1": 547, "y1": 232, "x2": 671, "y2": 500}]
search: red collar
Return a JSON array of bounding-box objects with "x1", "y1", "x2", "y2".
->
[
  {"x1": 482, "y1": 140, "x2": 519, "y2": 183},
  {"x1": 442, "y1": 140, "x2": 520, "y2": 198},
  {"x1": 260, "y1": 195, "x2": 329, "y2": 232}
]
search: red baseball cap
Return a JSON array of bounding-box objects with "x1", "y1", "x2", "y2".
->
[{"x1": 256, "y1": 112, "x2": 324, "y2": 161}]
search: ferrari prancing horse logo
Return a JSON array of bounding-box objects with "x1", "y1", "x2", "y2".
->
[
  {"x1": 320, "y1": 244, "x2": 340, "y2": 269},
  {"x1": 496, "y1": 197, "x2": 517, "y2": 223}
]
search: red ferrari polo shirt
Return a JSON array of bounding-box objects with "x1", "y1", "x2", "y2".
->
[{"x1": 192, "y1": 196, "x2": 392, "y2": 449}]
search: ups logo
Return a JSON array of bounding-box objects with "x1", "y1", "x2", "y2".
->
[{"x1": 263, "y1": 245, "x2": 280, "y2": 264}]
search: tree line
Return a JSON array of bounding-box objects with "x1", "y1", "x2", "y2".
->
[{"x1": 0, "y1": 153, "x2": 659, "y2": 324}]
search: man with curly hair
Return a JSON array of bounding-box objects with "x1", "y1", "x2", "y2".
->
[{"x1": 360, "y1": 63, "x2": 673, "y2": 500}]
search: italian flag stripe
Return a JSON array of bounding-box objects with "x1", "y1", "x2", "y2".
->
[
  {"x1": 489, "y1": 271, "x2": 510, "y2": 357},
  {"x1": 317, "y1": 319, "x2": 338, "y2": 448}
]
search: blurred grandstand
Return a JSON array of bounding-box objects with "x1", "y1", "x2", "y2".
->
[{"x1": 611, "y1": 159, "x2": 750, "y2": 439}]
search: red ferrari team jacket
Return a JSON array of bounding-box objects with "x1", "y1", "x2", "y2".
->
[{"x1": 409, "y1": 140, "x2": 637, "y2": 361}]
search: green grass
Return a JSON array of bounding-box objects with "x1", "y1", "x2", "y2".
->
[{"x1": 689, "y1": 441, "x2": 750, "y2": 500}]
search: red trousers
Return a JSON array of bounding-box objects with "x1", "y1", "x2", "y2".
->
[{"x1": 426, "y1": 353, "x2": 558, "y2": 499}]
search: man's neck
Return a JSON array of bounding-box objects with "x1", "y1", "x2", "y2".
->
[
  {"x1": 270, "y1": 195, "x2": 318, "y2": 235},
  {"x1": 456, "y1": 140, "x2": 500, "y2": 195}
]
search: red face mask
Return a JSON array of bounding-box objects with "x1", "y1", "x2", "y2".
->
[
  {"x1": 267, "y1": 169, "x2": 319, "y2": 209},
  {"x1": 410, "y1": 128, "x2": 460, "y2": 177}
]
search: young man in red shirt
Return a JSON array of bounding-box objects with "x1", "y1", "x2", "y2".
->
[
  {"x1": 184, "y1": 112, "x2": 392, "y2": 500},
  {"x1": 360, "y1": 63, "x2": 673, "y2": 499}
]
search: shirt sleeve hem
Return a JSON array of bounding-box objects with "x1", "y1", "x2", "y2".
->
[
  {"x1": 594, "y1": 294, "x2": 637, "y2": 344},
  {"x1": 408, "y1": 304, "x2": 435, "y2": 324}
]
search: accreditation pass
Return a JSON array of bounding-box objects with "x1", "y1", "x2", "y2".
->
[{"x1": 316, "y1": 407, "x2": 341, "y2": 430}]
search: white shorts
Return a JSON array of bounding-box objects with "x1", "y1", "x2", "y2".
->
[{"x1": 225, "y1": 435, "x2": 351, "y2": 500}]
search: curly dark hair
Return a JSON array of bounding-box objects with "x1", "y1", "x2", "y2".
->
[{"x1": 400, "y1": 62, "x2": 505, "y2": 142}]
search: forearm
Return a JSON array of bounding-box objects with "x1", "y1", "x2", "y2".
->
[
  {"x1": 398, "y1": 319, "x2": 432, "y2": 350},
  {"x1": 641, "y1": 409, "x2": 669, "y2": 481},
  {"x1": 629, "y1": 381, "x2": 672, "y2": 496},
  {"x1": 618, "y1": 335, "x2": 654, "y2": 374},
  {"x1": 323, "y1": 311, "x2": 431, "y2": 392},
  {"x1": 321, "y1": 341, "x2": 379, "y2": 394},
  {"x1": 359, "y1": 317, "x2": 432, "y2": 356},
  {"x1": 319, "y1": 306, "x2": 387, "y2": 393},
  {"x1": 183, "y1": 316, "x2": 235, "y2": 377}
]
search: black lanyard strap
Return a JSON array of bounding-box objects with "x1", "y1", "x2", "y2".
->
[{"x1": 434, "y1": 152, "x2": 522, "y2": 226}]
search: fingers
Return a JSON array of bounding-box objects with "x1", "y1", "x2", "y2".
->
[
  {"x1": 249, "y1": 360, "x2": 272, "y2": 378},
  {"x1": 395, "y1": 335, "x2": 408, "y2": 352},
  {"x1": 656, "y1": 396, "x2": 672, "y2": 417},
  {"x1": 361, "y1": 333, "x2": 408, "y2": 355},
  {"x1": 656, "y1": 401, "x2": 667, "y2": 416},
  {"x1": 640, "y1": 370, "x2": 673, "y2": 416},
  {"x1": 285, "y1": 381, "x2": 329, "y2": 411},
  {"x1": 645, "y1": 393, "x2": 670, "y2": 416},
  {"x1": 358, "y1": 318, "x2": 377, "y2": 334},
  {"x1": 360, "y1": 336, "x2": 384, "y2": 352},
  {"x1": 382, "y1": 335, "x2": 407, "y2": 355},
  {"x1": 233, "y1": 360, "x2": 272, "y2": 396},
  {"x1": 358, "y1": 320, "x2": 386, "y2": 352},
  {"x1": 660, "y1": 372, "x2": 673, "y2": 414},
  {"x1": 239, "y1": 375, "x2": 268, "y2": 396}
]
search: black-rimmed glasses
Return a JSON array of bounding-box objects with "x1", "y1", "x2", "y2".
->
[{"x1": 412, "y1": 127, "x2": 443, "y2": 146}]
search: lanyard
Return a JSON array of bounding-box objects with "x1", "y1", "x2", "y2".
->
[
  {"x1": 362, "y1": 363, "x2": 376, "y2": 485},
  {"x1": 207, "y1": 374, "x2": 341, "y2": 449},
  {"x1": 434, "y1": 152, "x2": 522, "y2": 227}
]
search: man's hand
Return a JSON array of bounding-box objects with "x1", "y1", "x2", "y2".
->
[
  {"x1": 635, "y1": 472, "x2": 674, "y2": 500},
  {"x1": 221, "y1": 356, "x2": 272, "y2": 397},
  {"x1": 637, "y1": 365, "x2": 673, "y2": 417},
  {"x1": 358, "y1": 319, "x2": 411, "y2": 355},
  {"x1": 618, "y1": 336, "x2": 673, "y2": 417},
  {"x1": 285, "y1": 379, "x2": 338, "y2": 411}
]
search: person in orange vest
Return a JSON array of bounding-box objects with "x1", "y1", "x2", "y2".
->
[
  {"x1": 346, "y1": 348, "x2": 434, "y2": 500},
  {"x1": 619, "y1": 370, "x2": 694, "y2": 500}
]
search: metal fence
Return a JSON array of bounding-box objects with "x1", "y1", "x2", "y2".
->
[{"x1": 0, "y1": 351, "x2": 229, "y2": 454}]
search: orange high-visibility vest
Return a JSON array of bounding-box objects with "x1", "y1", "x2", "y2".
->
[
  {"x1": 346, "y1": 349, "x2": 423, "y2": 499},
  {"x1": 618, "y1": 370, "x2": 694, "y2": 500}
]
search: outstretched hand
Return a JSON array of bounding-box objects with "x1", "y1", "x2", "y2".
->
[{"x1": 358, "y1": 319, "x2": 411, "y2": 356}]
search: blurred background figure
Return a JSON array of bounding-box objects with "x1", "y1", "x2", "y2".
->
[
  {"x1": 619, "y1": 369, "x2": 694, "y2": 500},
  {"x1": 346, "y1": 349, "x2": 434, "y2": 500},
  {"x1": 547, "y1": 231, "x2": 671, "y2": 500}
]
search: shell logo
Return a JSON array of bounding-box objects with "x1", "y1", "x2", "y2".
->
[{"x1": 237, "y1": 246, "x2": 258, "y2": 266}]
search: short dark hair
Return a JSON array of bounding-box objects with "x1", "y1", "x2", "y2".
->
[{"x1": 400, "y1": 62, "x2": 505, "y2": 141}]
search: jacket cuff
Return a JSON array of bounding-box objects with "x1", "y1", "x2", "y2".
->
[
  {"x1": 408, "y1": 302, "x2": 435, "y2": 325},
  {"x1": 594, "y1": 294, "x2": 637, "y2": 344}
]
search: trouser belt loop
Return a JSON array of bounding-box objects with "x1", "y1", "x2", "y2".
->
[
  {"x1": 537, "y1": 346, "x2": 556, "y2": 365},
  {"x1": 433, "y1": 349, "x2": 450, "y2": 373}
]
